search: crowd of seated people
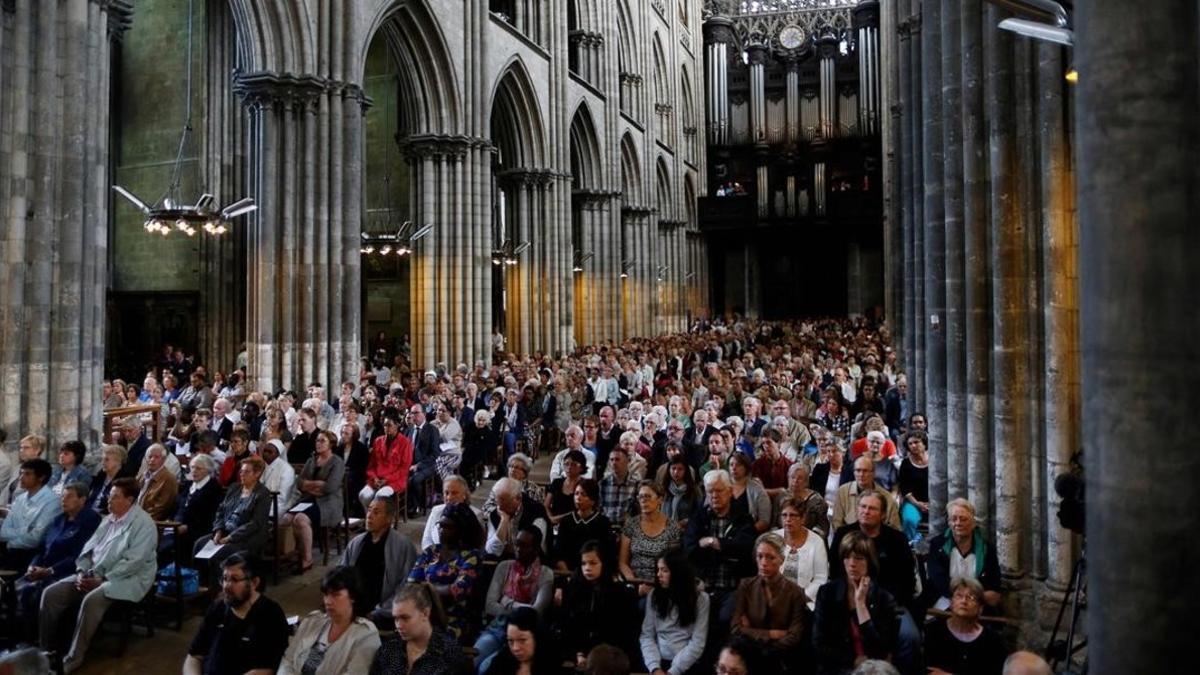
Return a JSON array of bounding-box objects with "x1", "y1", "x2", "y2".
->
[{"x1": 0, "y1": 316, "x2": 1061, "y2": 674}]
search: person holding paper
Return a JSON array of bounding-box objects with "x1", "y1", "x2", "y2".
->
[
  {"x1": 284, "y1": 430, "x2": 346, "y2": 572},
  {"x1": 158, "y1": 453, "x2": 223, "y2": 567},
  {"x1": 193, "y1": 456, "x2": 272, "y2": 571}
]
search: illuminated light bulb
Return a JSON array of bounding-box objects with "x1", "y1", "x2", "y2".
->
[
  {"x1": 1065, "y1": 69, "x2": 1078, "y2": 84},
  {"x1": 380, "y1": 245, "x2": 392, "y2": 255},
  {"x1": 175, "y1": 219, "x2": 189, "y2": 231}
]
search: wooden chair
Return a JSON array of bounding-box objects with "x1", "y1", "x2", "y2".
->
[
  {"x1": 101, "y1": 590, "x2": 156, "y2": 655},
  {"x1": 256, "y1": 492, "x2": 282, "y2": 585},
  {"x1": 319, "y1": 476, "x2": 354, "y2": 566},
  {"x1": 153, "y1": 520, "x2": 207, "y2": 630}
]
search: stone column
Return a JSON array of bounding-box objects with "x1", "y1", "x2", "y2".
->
[
  {"x1": 984, "y1": 5, "x2": 1031, "y2": 587},
  {"x1": 941, "y1": 0, "x2": 967, "y2": 501},
  {"x1": 921, "y1": 0, "x2": 948, "y2": 530},
  {"x1": 199, "y1": 0, "x2": 247, "y2": 372},
  {"x1": 897, "y1": 3, "x2": 916, "y2": 381},
  {"x1": 235, "y1": 72, "x2": 364, "y2": 393},
  {"x1": 1077, "y1": 3, "x2": 1200, "y2": 670},
  {"x1": 0, "y1": 0, "x2": 130, "y2": 451},
  {"x1": 960, "y1": 0, "x2": 992, "y2": 522}
]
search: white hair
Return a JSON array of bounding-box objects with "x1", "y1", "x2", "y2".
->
[
  {"x1": 702, "y1": 469, "x2": 732, "y2": 490},
  {"x1": 866, "y1": 430, "x2": 887, "y2": 443},
  {"x1": 492, "y1": 477, "x2": 522, "y2": 498}
]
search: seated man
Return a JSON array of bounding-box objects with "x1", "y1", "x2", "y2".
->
[
  {"x1": 183, "y1": 553, "x2": 289, "y2": 675},
  {"x1": 39, "y1": 477, "x2": 157, "y2": 674},
  {"x1": 0, "y1": 459, "x2": 63, "y2": 572},
  {"x1": 926, "y1": 498, "x2": 1002, "y2": 608},
  {"x1": 16, "y1": 481, "x2": 101, "y2": 643},
  {"x1": 342, "y1": 497, "x2": 418, "y2": 625},
  {"x1": 4, "y1": 435, "x2": 46, "y2": 507},
  {"x1": 420, "y1": 475, "x2": 486, "y2": 550},
  {"x1": 406, "y1": 404, "x2": 443, "y2": 510},
  {"x1": 136, "y1": 444, "x2": 179, "y2": 521},
  {"x1": 598, "y1": 446, "x2": 638, "y2": 528},
  {"x1": 832, "y1": 455, "x2": 901, "y2": 530},
  {"x1": 484, "y1": 478, "x2": 549, "y2": 559}
]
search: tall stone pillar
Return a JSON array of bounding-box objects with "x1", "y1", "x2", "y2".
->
[
  {"x1": 960, "y1": 0, "x2": 992, "y2": 523},
  {"x1": 235, "y1": 73, "x2": 364, "y2": 394},
  {"x1": 0, "y1": 0, "x2": 131, "y2": 451},
  {"x1": 921, "y1": 0, "x2": 948, "y2": 530},
  {"x1": 940, "y1": 0, "x2": 967, "y2": 501},
  {"x1": 1077, "y1": 2, "x2": 1200, "y2": 670}
]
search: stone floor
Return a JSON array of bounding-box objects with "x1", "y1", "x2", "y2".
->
[{"x1": 73, "y1": 454, "x2": 549, "y2": 674}]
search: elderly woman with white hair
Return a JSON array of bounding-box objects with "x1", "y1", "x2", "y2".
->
[
  {"x1": 925, "y1": 577, "x2": 1009, "y2": 675},
  {"x1": 460, "y1": 407, "x2": 498, "y2": 490},
  {"x1": 863, "y1": 430, "x2": 900, "y2": 493}
]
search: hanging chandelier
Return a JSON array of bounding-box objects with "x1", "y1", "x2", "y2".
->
[
  {"x1": 492, "y1": 239, "x2": 530, "y2": 266},
  {"x1": 360, "y1": 221, "x2": 433, "y2": 256},
  {"x1": 110, "y1": 0, "x2": 256, "y2": 237}
]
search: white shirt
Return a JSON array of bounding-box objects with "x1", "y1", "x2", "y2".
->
[
  {"x1": 420, "y1": 502, "x2": 487, "y2": 550},
  {"x1": 549, "y1": 447, "x2": 597, "y2": 481},
  {"x1": 949, "y1": 547, "x2": 977, "y2": 585},
  {"x1": 262, "y1": 458, "x2": 296, "y2": 514},
  {"x1": 773, "y1": 527, "x2": 829, "y2": 610}
]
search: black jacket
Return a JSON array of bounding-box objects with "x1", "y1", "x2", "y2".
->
[
  {"x1": 172, "y1": 478, "x2": 224, "y2": 551},
  {"x1": 830, "y1": 524, "x2": 917, "y2": 609},
  {"x1": 812, "y1": 578, "x2": 899, "y2": 675},
  {"x1": 925, "y1": 529, "x2": 1002, "y2": 600},
  {"x1": 683, "y1": 506, "x2": 757, "y2": 589},
  {"x1": 809, "y1": 462, "x2": 853, "y2": 494}
]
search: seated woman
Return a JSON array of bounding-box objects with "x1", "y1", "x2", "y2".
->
[
  {"x1": 550, "y1": 478, "x2": 611, "y2": 572},
  {"x1": 193, "y1": 456, "x2": 272, "y2": 570},
  {"x1": 775, "y1": 463, "x2": 831, "y2": 539},
  {"x1": 370, "y1": 582, "x2": 471, "y2": 675},
  {"x1": 717, "y1": 637, "x2": 766, "y2": 675},
  {"x1": 543, "y1": 449, "x2": 586, "y2": 526},
  {"x1": 337, "y1": 420, "x2": 371, "y2": 518},
  {"x1": 812, "y1": 531, "x2": 899, "y2": 675},
  {"x1": 557, "y1": 540, "x2": 637, "y2": 670},
  {"x1": 460, "y1": 409, "x2": 497, "y2": 490},
  {"x1": 158, "y1": 453, "x2": 223, "y2": 566},
  {"x1": 730, "y1": 533, "x2": 808, "y2": 669},
  {"x1": 925, "y1": 577, "x2": 1008, "y2": 675},
  {"x1": 728, "y1": 452, "x2": 773, "y2": 533},
  {"x1": 279, "y1": 566, "x2": 381, "y2": 675},
  {"x1": 482, "y1": 606, "x2": 560, "y2": 675},
  {"x1": 620, "y1": 481, "x2": 682, "y2": 595},
  {"x1": 640, "y1": 551, "x2": 709, "y2": 675},
  {"x1": 407, "y1": 502, "x2": 484, "y2": 640},
  {"x1": 897, "y1": 431, "x2": 930, "y2": 542},
  {"x1": 474, "y1": 528, "x2": 554, "y2": 672},
  {"x1": 773, "y1": 498, "x2": 830, "y2": 611},
  {"x1": 49, "y1": 441, "x2": 91, "y2": 496},
  {"x1": 862, "y1": 431, "x2": 899, "y2": 494},
  {"x1": 282, "y1": 429, "x2": 345, "y2": 572},
  {"x1": 659, "y1": 455, "x2": 701, "y2": 528},
  {"x1": 925, "y1": 498, "x2": 1002, "y2": 608},
  {"x1": 86, "y1": 444, "x2": 126, "y2": 515}
]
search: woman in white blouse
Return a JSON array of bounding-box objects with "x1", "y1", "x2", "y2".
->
[{"x1": 773, "y1": 497, "x2": 829, "y2": 610}]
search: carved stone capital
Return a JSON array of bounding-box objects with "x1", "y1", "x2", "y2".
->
[
  {"x1": 703, "y1": 16, "x2": 735, "y2": 45},
  {"x1": 234, "y1": 72, "x2": 327, "y2": 110},
  {"x1": 100, "y1": 0, "x2": 134, "y2": 39},
  {"x1": 401, "y1": 134, "x2": 481, "y2": 162}
]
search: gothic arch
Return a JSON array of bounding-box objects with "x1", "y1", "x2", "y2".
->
[
  {"x1": 656, "y1": 156, "x2": 673, "y2": 221},
  {"x1": 227, "y1": 0, "x2": 318, "y2": 75},
  {"x1": 620, "y1": 133, "x2": 642, "y2": 205},
  {"x1": 489, "y1": 59, "x2": 548, "y2": 169},
  {"x1": 684, "y1": 173, "x2": 697, "y2": 229},
  {"x1": 652, "y1": 33, "x2": 670, "y2": 104},
  {"x1": 364, "y1": 0, "x2": 463, "y2": 135},
  {"x1": 570, "y1": 102, "x2": 603, "y2": 191}
]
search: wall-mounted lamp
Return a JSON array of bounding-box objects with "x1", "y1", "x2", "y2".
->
[{"x1": 573, "y1": 251, "x2": 595, "y2": 273}]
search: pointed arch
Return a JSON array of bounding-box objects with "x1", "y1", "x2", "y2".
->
[
  {"x1": 684, "y1": 173, "x2": 697, "y2": 229},
  {"x1": 227, "y1": 0, "x2": 317, "y2": 75},
  {"x1": 490, "y1": 59, "x2": 548, "y2": 169},
  {"x1": 656, "y1": 156, "x2": 673, "y2": 221},
  {"x1": 362, "y1": 0, "x2": 462, "y2": 135},
  {"x1": 652, "y1": 32, "x2": 670, "y2": 104},
  {"x1": 620, "y1": 133, "x2": 642, "y2": 206},
  {"x1": 570, "y1": 102, "x2": 603, "y2": 190}
]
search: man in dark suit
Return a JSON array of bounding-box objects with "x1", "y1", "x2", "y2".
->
[
  {"x1": 497, "y1": 387, "x2": 526, "y2": 463},
  {"x1": 405, "y1": 404, "x2": 442, "y2": 511},
  {"x1": 682, "y1": 409, "x2": 715, "y2": 470},
  {"x1": 288, "y1": 408, "x2": 320, "y2": 465},
  {"x1": 593, "y1": 405, "x2": 620, "y2": 472},
  {"x1": 883, "y1": 374, "x2": 908, "y2": 437},
  {"x1": 120, "y1": 419, "x2": 152, "y2": 478}
]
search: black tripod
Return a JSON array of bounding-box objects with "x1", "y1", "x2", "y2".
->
[{"x1": 1046, "y1": 551, "x2": 1087, "y2": 674}]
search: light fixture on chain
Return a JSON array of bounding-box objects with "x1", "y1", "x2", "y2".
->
[{"x1": 111, "y1": 0, "x2": 256, "y2": 237}]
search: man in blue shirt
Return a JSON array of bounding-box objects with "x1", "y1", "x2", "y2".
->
[
  {"x1": 0, "y1": 459, "x2": 62, "y2": 571},
  {"x1": 14, "y1": 481, "x2": 100, "y2": 643}
]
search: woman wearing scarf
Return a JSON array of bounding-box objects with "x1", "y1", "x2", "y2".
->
[{"x1": 473, "y1": 528, "x2": 553, "y2": 672}]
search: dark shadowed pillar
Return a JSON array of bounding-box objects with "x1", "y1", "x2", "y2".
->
[{"x1": 1076, "y1": 2, "x2": 1200, "y2": 672}]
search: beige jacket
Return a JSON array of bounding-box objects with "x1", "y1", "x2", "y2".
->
[
  {"x1": 831, "y1": 481, "x2": 901, "y2": 531},
  {"x1": 278, "y1": 612, "x2": 381, "y2": 675}
]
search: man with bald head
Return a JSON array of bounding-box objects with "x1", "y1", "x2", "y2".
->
[
  {"x1": 1003, "y1": 651, "x2": 1052, "y2": 675},
  {"x1": 832, "y1": 455, "x2": 900, "y2": 530}
]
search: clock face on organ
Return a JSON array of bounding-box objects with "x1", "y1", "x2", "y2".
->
[{"x1": 779, "y1": 25, "x2": 804, "y2": 49}]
